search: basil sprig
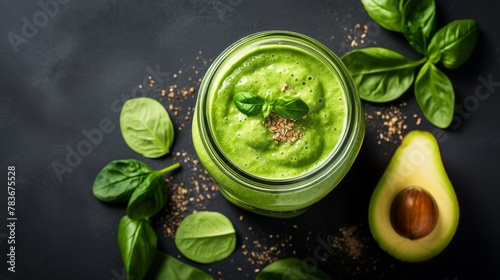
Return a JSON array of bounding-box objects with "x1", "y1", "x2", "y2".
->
[
  {"x1": 346, "y1": 0, "x2": 478, "y2": 128},
  {"x1": 233, "y1": 92, "x2": 309, "y2": 119}
]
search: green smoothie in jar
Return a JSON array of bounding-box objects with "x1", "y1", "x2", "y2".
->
[{"x1": 193, "y1": 31, "x2": 364, "y2": 217}]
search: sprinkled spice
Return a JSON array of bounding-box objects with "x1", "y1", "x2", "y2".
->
[
  {"x1": 237, "y1": 220, "x2": 297, "y2": 275},
  {"x1": 262, "y1": 84, "x2": 306, "y2": 144},
  {"x1": 330, "y1": 225, "x2": 364, "y2": 260},
  {"x1": 345, "y1": 23, "x2": 374, "y2": 49},
  {"x1": 364, "y1": 102, "x2": 422, "y2": 145},
  {"x1": 157, "y1": 149, "x2": 219, "y2": 238},
  {"x1": 140, "y1": 50, "x2": 210, "y2": 132},
  {"x1": 280, "y1": 83, "x2": 295, "y2": 93},
  {"x1": 146, "y1": 51, "x2": 219, "y2": 238},
  {"x1": 264, "y1": 112, "x2": 305, "y2": 144},
  {"x1": 325, "y1": 225, "x2": 386, "y2": 278}
]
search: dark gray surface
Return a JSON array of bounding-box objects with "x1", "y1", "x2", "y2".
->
[{"x1": 1, "y1": 0, "x2": 499, "y2": 279}]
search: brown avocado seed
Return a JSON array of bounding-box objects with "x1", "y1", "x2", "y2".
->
[{"x1": 390, "y1": 186, "x2": 438, "y2": 240}]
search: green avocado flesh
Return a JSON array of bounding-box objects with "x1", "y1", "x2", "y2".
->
[{"x1": 368, "y1": 130, "x2": 459, "y2": 262}]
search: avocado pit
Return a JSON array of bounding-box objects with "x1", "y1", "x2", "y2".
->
[{"x1": 390, "y1": 186, "x2": 438, "y2": 240}]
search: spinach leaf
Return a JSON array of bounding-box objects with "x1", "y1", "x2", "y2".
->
[
  {"x1": 146, "y1": 251, "x2": 213, "y2": 280},
  {"x1": 360, "y1": 0, "x2": 407, "y2": 32},
  {"x1": 272, "y1": 95, "x2": 309, "y2": 119},
  {"x1": 402, "y1": 0, "x2": 437, "y2": 54},
  {"x1": 415, "y1": 62, "x2": 455, "y2": 128},
  {"x1": 117, "y1": 216, "x2": 157, "y2": 280},
  {"x1": 126, "y1": 163, "x2": 180, "y2": 220},
  {"x1": 92, "y1": 159, "x2": 153, "y2": 203},
  {"x1": 256, "y1": 258, "x2": 332, "y2": 280},
  {"x1": 174, "y1": 211, "x2": 236, "y2": 264},
  {"x1": 233, "y1": 92, "x2": 265, "y2": 116},
  {"x1": 427, "y1": 19, "x2": 479, "y2": 69},
  {"x1": 341, "y1": 47, "x2": 425, "y2": 102},
  {"x1": 120, "y1": 97, "x2": 174, "y2": 158}
]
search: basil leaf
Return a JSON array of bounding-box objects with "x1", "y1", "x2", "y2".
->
[
  {"x1": 117, "y1": 216, "x2": 157, "y2": 280},
  {"x1": 427, "y1": 19, "x2": 479, "y2": 69},
  {"x1": 126, "y1": 163, "x2": 180, "y2": 220},
  {"x1": 92, "y1": 159, "x2": 153, "y2": 203},
  {"x1": 174, "y1": 211, "x2": 236, "y2": 264},
  {"x1": 341, "y1": 47, "x2": 424, "y2": 102},
  {"x1": 120, "y1": 97, "x2": 174, "y2": 158},
  {"x1": 262, "y1": 103, "x2": 273, "y2": 118},
  {"x1": 256, "y1": 258, "x2": 332, "y2": 280},
  {"x1": 402, "y1": 0, "x2": 437, "y2": 54},
  {"x1": 146, "y1": 251, "x2": 213, "y2": 280},
  {"x1": 233, "y1": 92, "x2": 265, "y2": 116},
  {"x1": 272, "y1": 96, "x2": 309, "y2": 119},
  {"x1": 360, "y1": 0, "x2": 407, "y2": 32},
  {"x1": 415, "y1": 62, "x2": 455, "y2": 128}
]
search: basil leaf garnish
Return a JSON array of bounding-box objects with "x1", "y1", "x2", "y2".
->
[
  {"x1": 233, "y1": 92, "x2": 309, "y2": 120},
  {"x1": 233, "y1": 91, "x2": 265, "y2": 116},
  {"x1": 273, "y1": 95, "x2": 309, "y2": 119}
]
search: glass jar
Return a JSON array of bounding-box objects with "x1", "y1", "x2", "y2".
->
[{"x1": 192, "y1": 30, "x2": 364, "y2": 218}]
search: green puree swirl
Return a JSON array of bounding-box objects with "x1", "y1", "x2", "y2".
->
[{"x1": 210, "y1": 45, "x2": 347, "y2": 179}]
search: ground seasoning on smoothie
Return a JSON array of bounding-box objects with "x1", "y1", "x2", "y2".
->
[{"x1": 264, "y1": 112, "x2": 305, "y2": 144}]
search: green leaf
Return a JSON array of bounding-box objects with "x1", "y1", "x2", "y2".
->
[
  {"x1": 175, "y1": 211, "x2": 236, "y2": 264},
  {"x1": 126, "y1": 163, "x2": 180, "y2": 220},
  {"x1": 120, "y1": 97, "x2": 174, "y2": 158},
  {"x1": 146, "y1": 251, "x2": 213, "y2": 280},
  {"x1": 402, "y1": 0, "x2": 437, "y2": 54},
  {"x1": 341, "y1": 47, "x2": 425, "y2": 102},
  {"x1": 262, "y1": 103, "x2": 273, "y2": 118},
  {"x1": 256, "y1": 258, "x2": 332, "y2": 280},
  {"x1": 233, "y1": 92, "x2": 265, "y2": 116},
  {"x1": 360, "y1": 0, "x2": 407, "y2": 32},
  {"x1": 117, "y1": 216, "x2": 157, "y2": 280},
  {"x1": 92, "y1": 159, "x2": 152, "y2": 203},
  {"x1": 272, "y1": 96, "x2": 309, "y2": 119},
  {"x1": 415, "y1": 62, "x2": 455, "y2": 128},
  {"x1": 427, "y1": 19, "x2": 479, "y2": 69}
]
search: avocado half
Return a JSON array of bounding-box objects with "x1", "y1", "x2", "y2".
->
[{"x1": 368, "y1": 130, "x2": 459, "y2": 262}]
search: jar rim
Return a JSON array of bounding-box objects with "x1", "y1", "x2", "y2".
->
[{"x1": 195, "y1": 30, "x2": 364, "y2": 192}]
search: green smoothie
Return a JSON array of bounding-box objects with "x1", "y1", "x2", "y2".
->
[
  {"x1": 211, "y1": 45, "x2": 346, "y2": 178},
  {"x1": 192, "y1": 31, "x2": 364, "y2": 217}
]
